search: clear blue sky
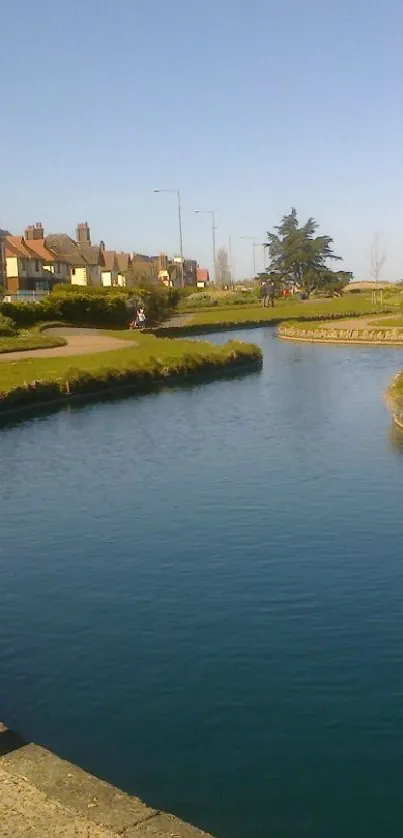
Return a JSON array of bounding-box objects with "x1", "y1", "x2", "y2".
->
[{"x1": 1, "y1": 0, "x2": 403, "y2": 280}]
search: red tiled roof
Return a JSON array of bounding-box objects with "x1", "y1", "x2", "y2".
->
[
  {"x1": 197, "y1": 268, "x2": 209, "y2": 283},
  {"x1": 4, "y1": 235, "x2": 34, "y2": 259},
  {"x1": 24, "y1": 238, "x2": 57, "y2": 262}
]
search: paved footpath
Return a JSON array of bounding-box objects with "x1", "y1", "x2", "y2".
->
[
  {"x1": 0, "y1": 328, "x2": 132, "y2": 362},
  {"x1": 0, "y1": 724, "x2": 214, "y2": 838}
]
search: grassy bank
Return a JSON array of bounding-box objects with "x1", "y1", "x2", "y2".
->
[
  {"x1": 156, "y1": 296, "x2": 393, "y2": 335},
  {"x1": 0, "y1": 324, "x2": 68, "y2": 355},
  {"x1": 0, "y1": 331, "x2": 262, "y2": 417}
]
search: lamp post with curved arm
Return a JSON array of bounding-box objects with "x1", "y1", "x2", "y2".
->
[
  {"x1": 154, "y1": 189, "x2": 184, "y2": 287},
  {"x1": 195, "y1": 209, "x2": 217, "y2": 285}
]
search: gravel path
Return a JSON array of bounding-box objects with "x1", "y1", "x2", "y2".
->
[{"x1": 0, "y1": 328, "x2": 131, "y2": 362}]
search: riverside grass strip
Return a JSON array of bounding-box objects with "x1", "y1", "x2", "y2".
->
[
  {"x1": 0, "y1": 323, "x2": 70, "y2": 355},
  {"x1": 0, "y1": 332, "x2": 262, "y2": 415},
  {"x1": 155, "y1": 297, "x2": 393, "y2": 335},
  {"x1": 0, "y1": 333, "x2": 67, "y2": 354}
]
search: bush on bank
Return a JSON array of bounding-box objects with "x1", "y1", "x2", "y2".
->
[
  {"x1": 0, "y1": 315, "x2": 17, "y2": 337},
  {"x1": 387, "y1": 371, "x2": 403, "y2": 407}
]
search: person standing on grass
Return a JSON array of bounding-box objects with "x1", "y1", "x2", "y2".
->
[
  {"x1": 268, "y1": 280, "x2": 276, "y2": 307},
  {"x1": 260, "y1": 280, "x2": 268, "y2": 307}
]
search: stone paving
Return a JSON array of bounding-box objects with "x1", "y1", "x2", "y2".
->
[{"x1": 0, "y1": 726, "x2": 214, "y2": 838}]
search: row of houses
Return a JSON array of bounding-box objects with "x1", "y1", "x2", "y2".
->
[{"x1": 0, "y1": 222, "x2": 210, "y2": 296}]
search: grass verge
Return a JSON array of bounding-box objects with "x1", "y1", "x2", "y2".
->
[
  {"x1": 371, "y1": 317, "x2": 403, "y2": 328},
  {"x1": 156, "y1": 297, "x2": 393, "y2": 335},
  {"x1": 0, "y1": 331, "x2": 262, "y2": 417},
  {"x1": 0, "y1": 323, "x2": 68, "y2": 355}
]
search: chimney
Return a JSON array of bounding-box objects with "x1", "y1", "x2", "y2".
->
[
  {"x1": 99, "y1": 240, "x2": 105, "y2": 252},
  {"x1": 76, "y1": 222, "x2": 91, "y2": 245},
  {"x1": 25, "y1": 222, "x2": 44, "y2": 240}
]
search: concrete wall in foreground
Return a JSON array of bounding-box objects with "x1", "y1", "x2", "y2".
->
[{"x1": 0, "y1": 723, "x2": 216, "y2": 838}]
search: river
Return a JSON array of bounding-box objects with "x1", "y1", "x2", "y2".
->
[{"x1": 1, "y1": 327, "x2": 403, "y2": 838}]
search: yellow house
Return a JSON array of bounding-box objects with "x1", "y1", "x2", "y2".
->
[
  {"x1": 116, "y1": 252, "x2": 131, "y2": 287},
  {"x1": 4, "y1": 235, "x2": 69, "y2": 295},
  {"x1": 101, "y1": 251, "x2": 119, "y2": 287},
  {"x1": 45, "y1": 234, "x2": 104, "y2": 286}
]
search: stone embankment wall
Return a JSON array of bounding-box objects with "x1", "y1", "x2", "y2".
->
[
  {"x1": 0, "y1": 723, "x2": 216, "y2": 838},
  {"x1": 279, "y1": 325, "x2": 403, "y2": 345}
]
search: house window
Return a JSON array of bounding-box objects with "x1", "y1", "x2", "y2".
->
[
  {"x1": 71, "y1": 268, "x2": 76, "y2": 276},
  {"x1": 35, "y1": 261, "x2": 41, "y2": 272}
]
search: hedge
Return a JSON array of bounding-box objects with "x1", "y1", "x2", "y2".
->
[
  {"x1": 1, "y1": 295, "x2": 128, "y2": 327},
  {"x1": 1, "y1": 286, "x2": 179, "y2": 328}
]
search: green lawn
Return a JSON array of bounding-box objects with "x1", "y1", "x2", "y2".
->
[
  {"x1": 371, "y1": 317, "x2": 403, "y2": 328},
  {"x1": 0, "y1": 331, "x2": 261, "y2": 395},
  {"x1": 0, "y1": 333, "x2": 67, "y2": 354},
  {"x1": 169, "y1": 295, "x2": 395, "y2": 330},
  {"x1": 0, "y1": 323, "x2": 68, "y2": 354}
]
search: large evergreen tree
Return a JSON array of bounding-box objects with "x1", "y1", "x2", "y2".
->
[{"x1": 265, "y1": 208, "x2": 349, "y2": 294}]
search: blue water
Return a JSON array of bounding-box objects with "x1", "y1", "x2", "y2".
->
[{"x1": 1, "y1": 328, "x2": 403, "y2": 838}]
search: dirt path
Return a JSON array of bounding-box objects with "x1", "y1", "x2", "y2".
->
[{"x1": 0, "y1": 328, "x2": 132, "y2": 362}]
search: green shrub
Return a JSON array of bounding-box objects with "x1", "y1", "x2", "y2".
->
[
  {"x1": 0, "y1": 314, "x2": 17, "y2": 337},
  {"x1": 1, "y1": 294, "x2": 128, "y2": 327},
  {"x1": 1, "y1": 301, "x2": 40, "y2": 326},
  {"x1": 51, "y1": 283, "x2": 179, "y2": 324}
]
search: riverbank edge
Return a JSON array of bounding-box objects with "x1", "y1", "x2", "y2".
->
[
  {"x1": 278, "y1": 323, "x2": 403, "y2": 346},
  {"x1": 385, "y1": 372, "x2": 403, "y2": 430},
  {"x1": 0, "y1": 724, "x2": 215, "y2": 837},
  {"x1": 0, "y1": 354, "x2": 262, "y2": 424}
]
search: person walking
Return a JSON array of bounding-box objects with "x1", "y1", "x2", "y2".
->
[{"x1": 268, "y1": 280, "x2": 276, "y2": 307}]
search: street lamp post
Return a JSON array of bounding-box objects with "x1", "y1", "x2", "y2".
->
[
  {"x1": 195, "y1": 210, "x2": 217, "y2": 285},
  {"x1": 154, "y1": 188, "x2": 184, "y2": 287},
  {"x1": 229, "y1": 235, "x2": 235, "y2": 288},
  {"x1": 238, "y1": 236, "x2": 264, "y2": 279}
]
